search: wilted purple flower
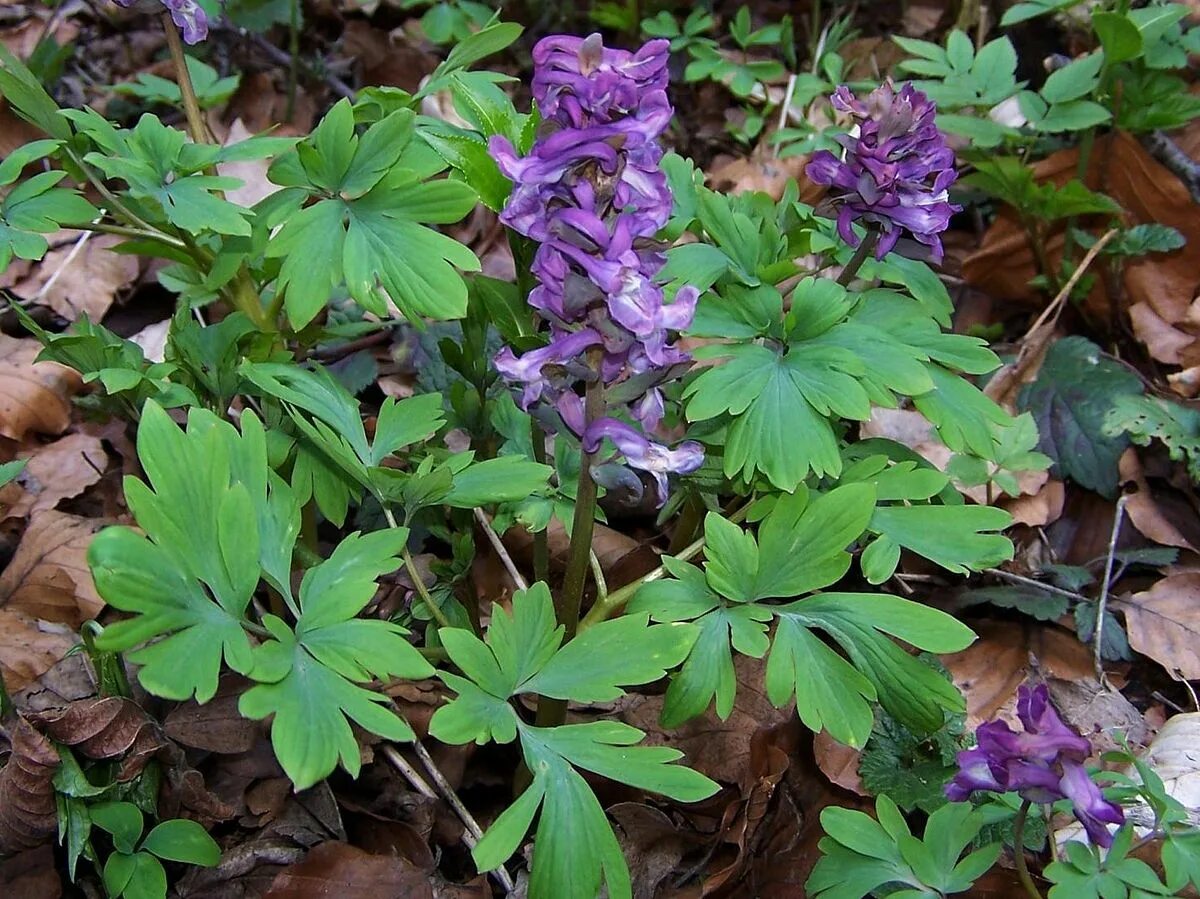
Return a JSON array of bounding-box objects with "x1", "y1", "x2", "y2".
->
[
  {"x1": 112, "y1": 0, "x2": 208, "y2": 43},
  {"x1": 946, "y1": 684, "x2": 1124, "y2": 847},
  {"x1": 807, "y1": 81, "x2": 959, "y2": 262},
  {"x1": 490, "y1": 33, "x2": 700, "y2": 505}
]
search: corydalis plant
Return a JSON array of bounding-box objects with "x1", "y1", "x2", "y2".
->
[
  {"x1": 947, "y1": 683, "x2": 1124, "y2": 846},
  {"x1": 807, "y1": 80, "x2": 960, "y2": 262},
  {"x1": 490, "y1": 34, "x2": 702, "y2": 503}
]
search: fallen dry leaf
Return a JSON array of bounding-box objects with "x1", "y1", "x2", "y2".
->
[
  {"x1": 1120, "y1": 572, "x2": 1200, "y2": 679},
  {"x1": 0, "y1": 335, "x2": 82, "y2": 442},
  {"x1": 0, "y1": 510, "x2": 105, "y2": 623},
  {"x1": 7, "y1": 432, "x2": 108, "y2": 519},
  {"x1": 220, "y1": 119, "x2": 287, "y2": 209},
  {"x1": 0, "y1": 716, "x2": 60, "y2": 855},
  {"x1": 264, "y1": 841, "x2": 434, "y2": 899},
  {"x1": 165, "y1": 675, "x2": 259, "y2": 754},
  {"x1": 0, "y1": 608, "x2": 77, "y2": 694},
  {"x1": 812, "y1": 731, "x2": 866, "y2": 794},
  {"x1": 9, "y1": 234, "x2": 139, "y2": 322},
  {"x1": 1119, "y1": 448, "x2": 1197, "y2": 551}
]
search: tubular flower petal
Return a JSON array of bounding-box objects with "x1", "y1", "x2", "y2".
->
[
  {"x1": 807, "y1": 81, "x2": 960, "y2": 262},
  {"x1": 113, "y1": 0, "x2": 208, "y2": 43},
  {"x1": 946, "y1": 684, "x2": 1124, "y2": 847},
  {"x1": 491, "y1": 33, "x2": 700, "y2": 504}
]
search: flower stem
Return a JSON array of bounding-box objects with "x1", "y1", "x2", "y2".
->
[
  {"x1": 536, "y1": 352, "x2": 604, "y2": 728},
  {"x1": 530, "y1": 420, "x2": 550, "y2": 584},
  {"x1": 161, "y1": 14, "x2": 209, "y2": 146},
  {"x1": 383, "y1": 506, "x2": 452, "y2": 629},
  {"x1": 836, "y1": 229, "x2": 879, "y2": 286},
  {"x1": 1013, "y1": 799, "x2": 1046, "y2": 899}
]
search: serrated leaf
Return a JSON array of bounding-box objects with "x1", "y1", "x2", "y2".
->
[{"x1": 1019, "y1": 337, "x2": 1144, "y2": 496}]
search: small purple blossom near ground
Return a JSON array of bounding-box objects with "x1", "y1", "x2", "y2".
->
[
  {"x1": 490, "y1": 34, "x2": 703, "y2": 503},
  {"x1": 807, "y1": 80, "x2": 960, "y2": 262},
  {"x1": 947, "y1": 683, "x2": 1125, "y2": 847}
]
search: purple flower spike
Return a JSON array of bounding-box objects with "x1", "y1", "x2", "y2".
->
[
  {"x1": 806, "y1": 80, "x2": 959, "y2": 262},
  {"x1": 946, "y1": 684, "x2": 1124, "y2": 848},
  {"x1": 490, "y1": 33, "x2": 701, "y2": 506},
  {"x1": 113, "y1": 0, "x2": 208, "y2": 43}
]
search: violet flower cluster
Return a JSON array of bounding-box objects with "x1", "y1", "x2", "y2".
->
[
  {"x1": 807, "y1": 81, "x2": 959, "y2": 262},
  {"x1": 490, "y1": 34, "x2": 702, "y2": 503},
  {"x1": 112, "y1": 0, "x2": 208, "y2": 44},
  {"x1": 946, "y1": 684, "x2": 1124, "y2": 847}
]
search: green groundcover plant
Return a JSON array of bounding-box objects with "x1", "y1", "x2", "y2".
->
[{"x1": 2, "y1": 7, "x2": 1197, "y2": 898}]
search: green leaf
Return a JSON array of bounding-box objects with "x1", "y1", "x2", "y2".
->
[
  {"x1": 90, "y1": 802, "x2": 143, "y2": 854},
  {"x1": 370, "y1": 393, "x2": 445, "y2": 465},
  {"x1": 1040, "y1": 52, "x2": 1104, "y2": 104},
  {"x1": 111, "y1": 852, "x2": 166, "y2": 899},
  {"x1": 859, "y1": 697, "x2": 964, "y2": 813},
  {"x1": 441, "y1": 455, "x2": 553, "y2": 508},
  {"x1": 90, "y1": 404, "x2": 262, "y2": 701},
  {"x1": 870, "y1": 504, "x2": 1013, "y2": 575},
  {"x1": 1019, "y1": 337, "x2": 1144, "y2": 496},
  {"x1": 1105, "y1": 394, "x2": 1200, "y2": 481},
  {"x1": 0, "y1": 45, "x2": 72, "y2": 140},
  {"x1": 141, "y1": 819, "x2": 221, "y2": 866},
  {"x1": 957, "y1": 585, "x2": 1070, "y2": 622},
  {"x1": 1093, "y1": 12, "x2": 1143, "y2": 63},
  {"x1": 240, "y1": 529, "x2": 434, "y2": 789}
]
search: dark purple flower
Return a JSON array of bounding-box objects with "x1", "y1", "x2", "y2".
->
[
  {"x1": 946, "y1": 684, "x2": 1124, "y2": 847},
  {"x1": 806, "y1": 81, "x2": 959, "y2": 262},
  {"x1": 490, "y1": 33, "x2": 700, "y2": 505},
  {"x1": 113, "y1": 0, "x2": 208, "y2": 43}
]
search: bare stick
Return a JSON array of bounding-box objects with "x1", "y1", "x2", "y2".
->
[
  {"x1": 381, "y1": 744, "x2": 516, "y2": 893},
  {"x1": 1094, "y1": 494, "x2": 1128, "y2": 685},
  {"x1": 983, "y1": 568, "x2": 1088, "y2": 603},
  {"x1": 474, "y1": 508, "x2": 529, "y2": 592}
]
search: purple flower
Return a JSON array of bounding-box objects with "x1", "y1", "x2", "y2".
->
[
  {"x1": 946, "y1": 684, "x2": 1124, "y2": 847},
  {"x1": 583, "y1": 418, "x2": 703, "y2": 504},
  {"x1": 490, "y1": 33, "x2": 700, "y2": 505},
  {"x1": 113, "y1": 0, "x2": 208, "y2": 43},
  {"x1": 806, "y1": 81, "x2": 959, "y2": 262}
]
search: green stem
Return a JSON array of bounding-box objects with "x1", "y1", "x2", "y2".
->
[
  {"x1": 579, "y1": 503, "x2": 750, "y2": 632},
  {"x1": 1013, "y1": 799, "x2": 1046, "y2": 899},
  {"x1": 65, "y1": 148, "x2": 160, "y2": 235},
  {"x1": 75, "y1": 221, "x2": 187, "y2": 249},
  {"x1": 383, "y1": 506, "x2": 452, "y2": 629},
  {"x1": 530, "y1": 420, "x2": 550, "y2": 584},
  {"x1": 535, "y1": 352, "x2": 605, "y2": 728},
  {"x1": 0, "y1": 667, "x2": 12, "y2": 720},
  {"x1": 836, "y1": 229, "x2": 879, "y2": 286},
  {"x1": 162, "y1": 14, "x2": 209, "y2": 145}
]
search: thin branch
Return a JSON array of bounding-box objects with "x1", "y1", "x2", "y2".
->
[
  {"x1": 1142, "y1": 130, "x2": 1200, "y2": 206},
  {"x1": 381, "y1": 745, "x2": 515, "y2": 894},
  {"x1": 982, "y1": 568, "x2": 1088, "y2": 603},
  {"x1": 1094, "y1": 494, "x2": 1128, "y2": 685},
  {"x1": 474, "y1": 507, "x2": 529, "y2": 592},
  {"x1": 383, "y1": 506, "x2": 452, "y2": 629}
]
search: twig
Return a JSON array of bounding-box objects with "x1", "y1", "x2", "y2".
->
[
  {"x1": 474, "y1": 508, "x2": 528, "y2": 592},
  {"x1": 982, "y1": 568, "x2": 1088, "y2": 603},
  {"x1": 1094, "y1": 494, "x2": 1128, "y2": 685},
  {"x1": 381, "y1": 744, "x2": 515, "y2": 894},
  {"x1": 772, "y1": 73, "x2": 797, "y2": 160}
]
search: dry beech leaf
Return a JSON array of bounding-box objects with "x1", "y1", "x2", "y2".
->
[
  {"x1": 31, "y1": 697, "x2": 166, "y2": 779},
  {"x1": 220, "y1": 118, "x2": 287, "y2": 209},
  {"x1": 264, "y1": 841, "x2": 434, "y2": 899},
  {"x1": 0, "y1": 335, "x2": 81, "y2": 442},
  {"x1": 1118, "y1": 448, "x2": 1197, "y2": 551},
  {"x1": 812, "y1": 731, "x2": 867, "y2": 794},
  {"x1": 165, "y1": 675, "x2": 259, "y2": 754},
  {"x1": 1004, "y1": 479, "x2": 1065, "y2": 527},
  {"x1": 0, "y1": 510, "x2": 105, "y2": 623},
  {"x1": 1119, "y1": 572, "x2": 1200, "y2": 679},
  {"x1": 7, "y1": 432, "x2": 108, "y2": 519},
  {"x1": 0, "y1": 716, "x2": 60, "y2": 855},
  {"x1": 0, "y1": 607, "x2": 77, "y2": 694},
  {"x1": 12, "y1": 234, "x2": 139, "y2": 322}
]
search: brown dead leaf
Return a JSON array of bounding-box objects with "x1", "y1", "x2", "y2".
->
[
  {"x1": 1119, "y1": 448, "x2": 1197, "y2": 551},
  {"x1": 165, "y1": 675, "x2": 258, "y2": 754},
  {"x1": 1120, "y1": 572, "x2": 1200, "y2": 679},
  {"x1": 0, "y1": 14, "x2": 78, "y2": 58},
  {"x1": 0, "y1": 101, "x2": 43, "y2": 160},
  {"x1": 1004, "y1": 479, "x2": 1065, "y2": 528},
  {"x1": 0, "y1": 845, "x2": 61, "y2": 899},
  {"x1": 707, "y1": 149, "x2": 811, "y2": 202},
  {"x1": 0, "y1": 510, "x2": 105, "y2": 623},
  {"x1": 7, "y1": 432, "x2": 108, "y2": 519},
  {"x1": 343, "y1": 22, "x2": 438, "y2": 94},
  {"x1": 32, "y1": 697, "x2": 166, "y2": 779},
  {"x1": 0, "y1": 716, "x2": 60, "y2": 855},
  {"x1": 264, "y1": 841, "x2": 434, "y2": 899},
  {"x1": 0, "y1": 335, "x2": 81, "y2": 441},
  {"x1": 812, "y1": 731, "x2": 866, "y2": 794},
  {"x1": 609, "y1": 803, "x2": 692, "y2": 899},
  {"x1": 220, "y1": 119, "x2": 287, "y2": 208},
  {"x1": 0, "y1": 608, "x2": 77, "y2": 694},
  {"x1": 10, "y1": 234, "x2": 139, "y2": 322},
  {"x1": 963, "y1": 133, "x2": 1200, "y2": 367}
]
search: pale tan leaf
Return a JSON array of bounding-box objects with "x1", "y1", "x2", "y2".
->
[
  {"x1": 12, "y1": 234, "x2": 139, "y2": 322},
  {"x1": 0, "y1": 608, "x2": 77, "y2": 694},
  {"x1": 1120, "y1": 573, "x2": 1200, "y2": 679},
  {"x1": 1119, "y1": 448, "x2": 1196, "y2": 551},
  {"x1": 0, "y1": 335, "x2": 81, "y2": 441},
  {"x1": 0, "y1": 510, "x2": 105, "y2": 623},
  {"x1": 8, "y1": 432, "x2": 108, "y2": 518}
]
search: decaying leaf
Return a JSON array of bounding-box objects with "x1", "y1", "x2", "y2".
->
[
  {"x1": 0, "y1": 336, "x2": 81, "y2": 442},
  {"x1": 0, "y1": 717, "x2": 60, "y2": 855},
  {"x1": 264, "y1": 841, "x2": 434, "y2": 899},
  {"x1": 0, "y1": 608, "x2": 77, "y2": 694},
  {"x1": 1119, "y1": 448, "x2": 1198, "y2": 551},
  {"x1": 6, "y1": 432, "x2": 108, "y2": 519},
  {"x1": 31, "y1": 697, "x2": 166, "y2": 780},
  {"x1": 6, "y1": 234, "x2": 139, "y2": 323},
  {"x1": 1120, "y1": 572, "x2": 1200, "y2": 679},
  {"x1": 0, "y1": 510, "x2": 105, "y2": 623}
]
